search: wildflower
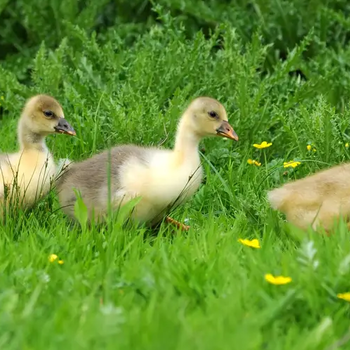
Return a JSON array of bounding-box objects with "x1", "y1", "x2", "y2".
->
[
  {"x1": 58, "y1": 260, "x2": 64, "y2": 265},
  {"x1": 253, "y1": 141, "x2": 272, "y2": 149},
  {"x1": 307, "y1": 144, "x2": 316, "y2": 152},
  {"x1": 238, "y1": 238, "x2": 261, "y2": 249},
  {"x1": 247, "y1": 159, "x2": 261, "y2": 166},
  {"x1": 337, "y1": 292, "x2": 350, "y2": 302},
  {"x1": 265, "y1": 273, "x2": 292, "y2": 285},
  {"x1": 283, "y1": 161, "x2": 301, "y2": 168},
  {"x1": 48, "y1": 254, "x2": 58, "y2": 263},
  {"x1": 346, "y1": 143, "x2": 349, "y2": 149}
]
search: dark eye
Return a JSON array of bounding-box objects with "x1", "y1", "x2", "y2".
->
[
  {"x1": 208, "y1": 111, "x2": 218, "y2": 118},
  {"x1": 43, "y1": 110, "x2": 53, "y2": 118}
]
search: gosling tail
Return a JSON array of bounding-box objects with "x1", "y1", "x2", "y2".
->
[{"x1": 267, "y1": 187, "x2": 291, "y2": 211}]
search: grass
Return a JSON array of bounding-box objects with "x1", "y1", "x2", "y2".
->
[{"x1": 1, "y1": 1, "x2": 350, "y2": 349}]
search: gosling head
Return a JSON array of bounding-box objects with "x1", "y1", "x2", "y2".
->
[
  {"x1": 183, "y1": 97, "x2": 238, "y2": 141},
  {"x1": 20, "y1": 94, "x2": 76, "y2": 136}
]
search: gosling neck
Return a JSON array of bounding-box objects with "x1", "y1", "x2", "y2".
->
[
  {"x1": 173, "y1": 115, "x2": 201, "y2": 164},
  {"x1": 18, "y1": 119, "x2": 47, "y2": 152}
]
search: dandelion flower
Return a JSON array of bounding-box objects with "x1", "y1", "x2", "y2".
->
[
  {"x1": 247, "y1": 159, "x2": 261, "y2": 166},
  {"x1": 283, "y1": 161, "x2": 301, "y2": 168},
  {"x1": 346, "y1": 143, "x2": 349, "y2": 149},
  {"x1": 265, "y1": 273, "x2": 292, "y2": 285},
  {"x1": 253, "y1": 141, "x2": 272, "y2": 149},
  {"x1": 58, "y1": 260, "x2": 64, "y2": 265},
  {"x1": 238, "y1": 238, "x2": 261, "y2": 249},
  {"x1": 337, "y1": 292, "x2": 350, "y2": 302},
  {"x1": 307, "y1": 144, "x2": 312, "y2": 151},
  {"x1": 48, "y1": 254, "x2": 58, "y2": 263}
]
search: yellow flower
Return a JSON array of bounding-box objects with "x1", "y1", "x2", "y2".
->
[
  {"x1": 307, "y1": 144, "x2": 312, "y2": 151},
  {"x1": 48, "y1": 254, "x2": 58, "y2": 263},
  {"x1": 265, "y1": 274, "x2": 292, "y2": 285},
  {"x1": 238, "y1": 238, "x2": 261, "y2": 249},
  {"x1": 283, "y1": 161, "x2": 301, "y2": 168},
  {"x1": 58, "y1": 260, "x2": 64, "y2": 265},
  {"x1": 247, "y1": 159, "x2": 261, "y2": 166},
  {"x1": 253, "y1": 141, "x2": 272, "y2": 149},
  {"x1": 337, "y1": 292, "x2": 350, "y2": 302},
  {"x1": 346, "y1": 143, "x2": 349, "y2": 149}
]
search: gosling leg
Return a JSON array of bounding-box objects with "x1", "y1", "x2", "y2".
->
[{"x1": 165, "y1": 216, "x2": 190, "y2": 231}]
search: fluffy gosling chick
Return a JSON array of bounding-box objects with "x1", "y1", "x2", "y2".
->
[
  {"x1": 57, "y1": 97, "x2": 238, "y2": 230},
  {"x1": 0, "y1": 94, "x2": 75, "y2": 212},
  {"x1": 268, "y1": 163, "x2": 350, "y2": 232}
]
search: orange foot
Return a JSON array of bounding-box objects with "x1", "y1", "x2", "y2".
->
[{"x1": 165, "y1": 216, "x2": 190, "y2": 231}]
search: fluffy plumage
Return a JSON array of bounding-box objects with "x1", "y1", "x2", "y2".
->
[
  {"x1": 57, "y1": 97, "x2": 238, "y2": 228},
  {"x1": 268, "y1": 163, "x2": 350, "y2": 231},
  {"x1": 0, "y1": 94, "x2": 75, "y2": 212}
]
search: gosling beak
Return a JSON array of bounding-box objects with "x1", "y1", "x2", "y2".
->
[
  {"x1": 216, "y1": 120, "x2": 238, "y2": 141},
  {"x1": 54, "y1": 118, "x2": 76, "y2": 136}
]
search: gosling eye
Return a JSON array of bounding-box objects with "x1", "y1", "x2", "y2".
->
[
  {"x1": 43, "y1": 110, "x2": 54, "y2": 118},
  {"x1": 208, "y1": 111, "x2": 218, "y2": 118}
]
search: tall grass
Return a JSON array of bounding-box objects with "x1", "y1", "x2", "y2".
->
[{"x1": 1, "y1": 1, "x2": 350, "y2": 349}]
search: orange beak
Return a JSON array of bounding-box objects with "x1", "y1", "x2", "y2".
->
[{"x1": 216, "y1": 120, "x2": 238, "y2": 141}]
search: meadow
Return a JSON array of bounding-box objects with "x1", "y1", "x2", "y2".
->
[{"x1": 1, "y1": 0, "x2": 350, "y2": 349}]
